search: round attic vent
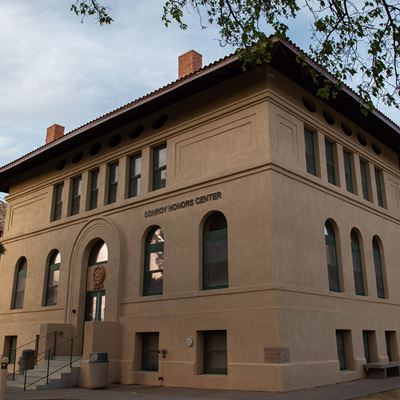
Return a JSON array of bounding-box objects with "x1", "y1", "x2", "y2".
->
[
  {"x1": 152, "y1": 115, "x2": 168, "y2": 129},
  {"x1": 372, "y1": 143, "x2": 382, "y2": 155},
  {"x1": 72, "y1": 152, "x2": 83, "y2": 164},
  {"x1": 302, "y1": 97, "x2": 316, "y2": 113},
  {"x1": 129, "y1": 124, "x2": 144, "y2": 139},
  {"x1": 89, "y1": 143, "x2": 101, "y2": 156},
  {"x1": 340, "y1": 123, "x2": 352, "y2": 137},
  {"x1": 55, "y1": 160, "x2": 66, "y2": 171},
  {"x1": 109, "y1": 134, "x2": 122, "y2": 148},
  {"x1": 322, "y1": 110, "x2": 335, "y2": 125},
  {"x1": 357, "y1": 134, "x2": 367, "y2": 146}
]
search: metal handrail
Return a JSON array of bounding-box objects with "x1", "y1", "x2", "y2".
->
[
  {"x1": 8, "y1": 332, "x2": 83, "y2": 382},
  {"x1": 7, "y1": 330, "x2": 60, "y2": 380},
  {"x1": 14, "y1": 333, "x2": 84, "y2": 391}
]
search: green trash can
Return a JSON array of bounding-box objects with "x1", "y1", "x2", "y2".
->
[{"x1": 21, "y1": 349, "x2": 35, "y2": 370}]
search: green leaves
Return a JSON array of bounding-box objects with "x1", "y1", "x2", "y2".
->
[
  {"x1": 70, "y1": 0, "x2": 400, "y2": 112},
  {"x1": 70, "y1": 0, "x2": 113, "y2": 25}
]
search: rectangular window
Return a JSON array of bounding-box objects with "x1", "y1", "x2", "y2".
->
[
  {"x1": 52, "y1": 183, "x2": 64, "y2": 221},
  {"x1": 69, "y1": 176, "x2": 82, "y2": 216},
  {"x1": 363, "y1": 331, "x2": 371, "y2": 363},
  {"x1": 304, "y1": 129, "x2": 317, "y2": 176},
  {"x1": 375, "y1": 168, "x2": 385, "y2": 207},
  {"x1": 4, "y1": 336, "x2": 17, "y2": 364},
  {"x1": 343, "y1": 151, "x2": 354, "y2": 193},
  {"x1": 325, "y1": 140, "x2": 337, "y2": 185},
  {"x1": 203, "y1": 330, "x2": 227, "y2": 374},
  {"x1": 128, "y1": 154, "x2": 142, "y2": 198},
  {"x1": 88, "y1": 169, "x2": 99, "y2": 210},
  {"x1": 141, "y1": 333, "x2": 159, "y2": 371},
  {"x1": 107, "y1": 162, "x2": 119, "y2": 204},
  {"x1": 385, "y1": 331, "x2": 397, "y2": 362},
  {"x1": 360, "y1": 160, "x2": 370, "y2": 201},
  {"x1": 152, "y1": 145, "x2": 167, "y2": 190},
  {"x1": 336, "y1": 330, "x2": 351, "y2": 371}
]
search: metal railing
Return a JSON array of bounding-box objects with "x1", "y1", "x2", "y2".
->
[
  {"x1": 8, "y1": 330, "x2": 60, "y2": 380},
  {"x1": 7, "y1": 333, "x2": 83, "y2": 391}
]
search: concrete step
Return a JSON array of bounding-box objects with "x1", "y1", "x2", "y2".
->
[{"x1": 7, "y1": 357, "x2": 81, "y2": 390}]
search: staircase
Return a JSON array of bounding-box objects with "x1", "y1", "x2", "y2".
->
[{"x1": 7, "y1": 356, "x2": 81, "y2": 390}]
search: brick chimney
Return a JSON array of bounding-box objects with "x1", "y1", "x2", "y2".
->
[
  {"x1": 178, "y1": 50, "x2": 203, "y2": 79},
  {"x1": 46, "y1": 124, "x2": 65, "y2": 144}
]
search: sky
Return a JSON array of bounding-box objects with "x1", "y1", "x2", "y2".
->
[{"x1": 0, "y1": 1, "x2": 399, "y2": 200}]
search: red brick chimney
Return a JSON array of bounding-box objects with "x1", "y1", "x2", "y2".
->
[
  {"x1": 178, "y1": 50, "x2": 203, "y2": 79},
  {"x1": 46, "y1": 124, "x2": 65, "y2": 144}
]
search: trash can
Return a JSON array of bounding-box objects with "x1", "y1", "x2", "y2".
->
[
  {"x1": 21, "y1": 349, "x2": 35, "y2": 370},
  {"x1": 87, "y1": 352, "x2": 108, "y2": 389}
]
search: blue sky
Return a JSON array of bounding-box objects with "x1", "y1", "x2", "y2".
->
[{"x1": 0, "y1": 1, "x2": 399, "y2": 200}]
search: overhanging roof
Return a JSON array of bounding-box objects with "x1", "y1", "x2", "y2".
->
[{"x1": 1, "y1": 38, "x2": 399, "y2": 193}]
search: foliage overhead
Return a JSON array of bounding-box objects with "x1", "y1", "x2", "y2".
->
[{"x1": 71, "y1": 0, "x2": 400, "y2": 111}]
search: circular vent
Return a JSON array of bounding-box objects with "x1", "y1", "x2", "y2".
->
[
  {"x1": 340, "y1": 123, "x2": 352, "y2": 137},
  {"x1": 55, "y1": 160, "x2": 66, "y2": 171},
  {"x1": 72, "y1": 152, "x2": 83, "y2": 164},
  {"x1": 322, "y1": 110, "x2": 335, "y2": 125},
  {"x1": 302, "y1": 97, "x2": 316, "y2": 113},
  {"x1": 89, "y1": 143, "x2": 101, "y2": 156},
  {"x1": 372, "y1": 143, "x2": 382, "y2": 155},
  {"x1": 109, "y1": 134, "x2": 122, "y2": 148},
  {"x1": 152, "y1": 115, "x2": 168, "y2": 129},
  {"x1": 129, "y1": 124, "x2": 144, "y2": 139},
  {"x1": 357, "y1": 134, "x2": 367, "y2": 146}
]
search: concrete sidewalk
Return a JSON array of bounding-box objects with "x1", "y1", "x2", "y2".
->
[{"x1": 5, "y1": 378, "x2": 400, "y2": 400}]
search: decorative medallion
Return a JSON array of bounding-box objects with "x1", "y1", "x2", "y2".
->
[{"x1": 93, "y1": 266, "x2": 106, "y2": 290}]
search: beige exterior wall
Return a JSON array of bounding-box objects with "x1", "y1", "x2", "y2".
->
[{"x1": 0, "y1": 65, "x2": 400, "y2": 391}]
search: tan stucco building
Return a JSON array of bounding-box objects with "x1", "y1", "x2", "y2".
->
[{"x1": 1, "y1": 39, "x2": 400, "y2": 392}]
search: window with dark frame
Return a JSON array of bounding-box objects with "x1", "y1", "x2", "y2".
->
[
  {"x1": 5, "y1": 336, "x2": 17, "y2": 364},
  {"x1": 203, "y1": 212, "x2": 228, "y2": 290},
  {"x1": 45, "y1": 251, "x2": 60, "y2": 306},
  {"x1": 152, "y1": 145, "x2": 167, "y2": 190},
  {"x1": 360, "y1": 160, "x2": 370, "y2": 201},
  {"x1": 70, "y1": 176, "x2": 82, "y2": 216},
  {"x1": 375, "y1": 168, "x2": 385, "y2": 207},
  {"x1": 363, "y1": 331, "x2": 371, "y2": 363},
  {"x1": 325, "y1": 140, "x2": 337, "y2": 185},
  {"x1": 324, "y1": 221, "x2": 341, "y2": 292},
  {"x1": 304, "y1": 129, "x2": 317, "y2": 176},
  {"x1": 52, "y1": 183, "x2": 64, "y2": 221},
  {"x1": 343, "y1": 151, "x2": 354, "y2": 193},
  {"x1": 385, "y1": 331, "x2": 396, "y2": 362},
  {"x1": 141, "y1": 333, "x2": 159, "y2": 371},
  {"x1": 373, "y1": 237, "x2": 386, "y2": 299},
  {"x1": 12, "y1": 258, "x2": 27, "y2": 309},
  {"x1": 143, "y1": 227, "x2": 164, "y2": 296},
  {"x1": 107, "y1": 162, "x2": 119, "y2": 204},
  {"x1": 128, "y1": 154, "x2": 142, "y2": 198},
  {"x1": 336, "y1": 330, "x2": 347, "y2": 370},
  {"x1": 351, "y1": 230, "x2": 365, "y2": 296},
  {"x1": 203, "y1": 330, "x2": 227, "y2": 374},
  {"x1": 89, "y1": 169, "x2": 99, "y2": 210}
]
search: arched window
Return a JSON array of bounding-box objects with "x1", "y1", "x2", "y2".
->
[
  {"x1": 203, "y1": 212, "x2": 228, "y2": 290},
  {"x1": 324, "y1": 221, "x2": 340, "y2": 292},
  {"x1": 88, "y1": 240, "x2": 108, "y2": 265},
  {"x1": 85, "y1": 240, "x2": 108, "y2": 321},
  {"x1": 45, "y1": 251, "x2": 61, "y2": 306},
  {"x1": 12, "y1": 258, "x2": 27, "y2": 309},
  {"x1": 351, "y1": 229, "x2": 365, "y2": 296},
  {"x1": 373, "y1": 237, "x2": 386, "y2": 299},
  {"x1": 143, "y1": 227, "x2": 164, "y2": 296}
]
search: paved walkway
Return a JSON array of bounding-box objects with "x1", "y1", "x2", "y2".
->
[{"x1": 5, "y1": 378, "x2": 400, "y2": 400}]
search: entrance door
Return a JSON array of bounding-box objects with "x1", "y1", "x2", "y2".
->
[{"x1": 85, "y1": 290, "x2": 105, "y2": 321}]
